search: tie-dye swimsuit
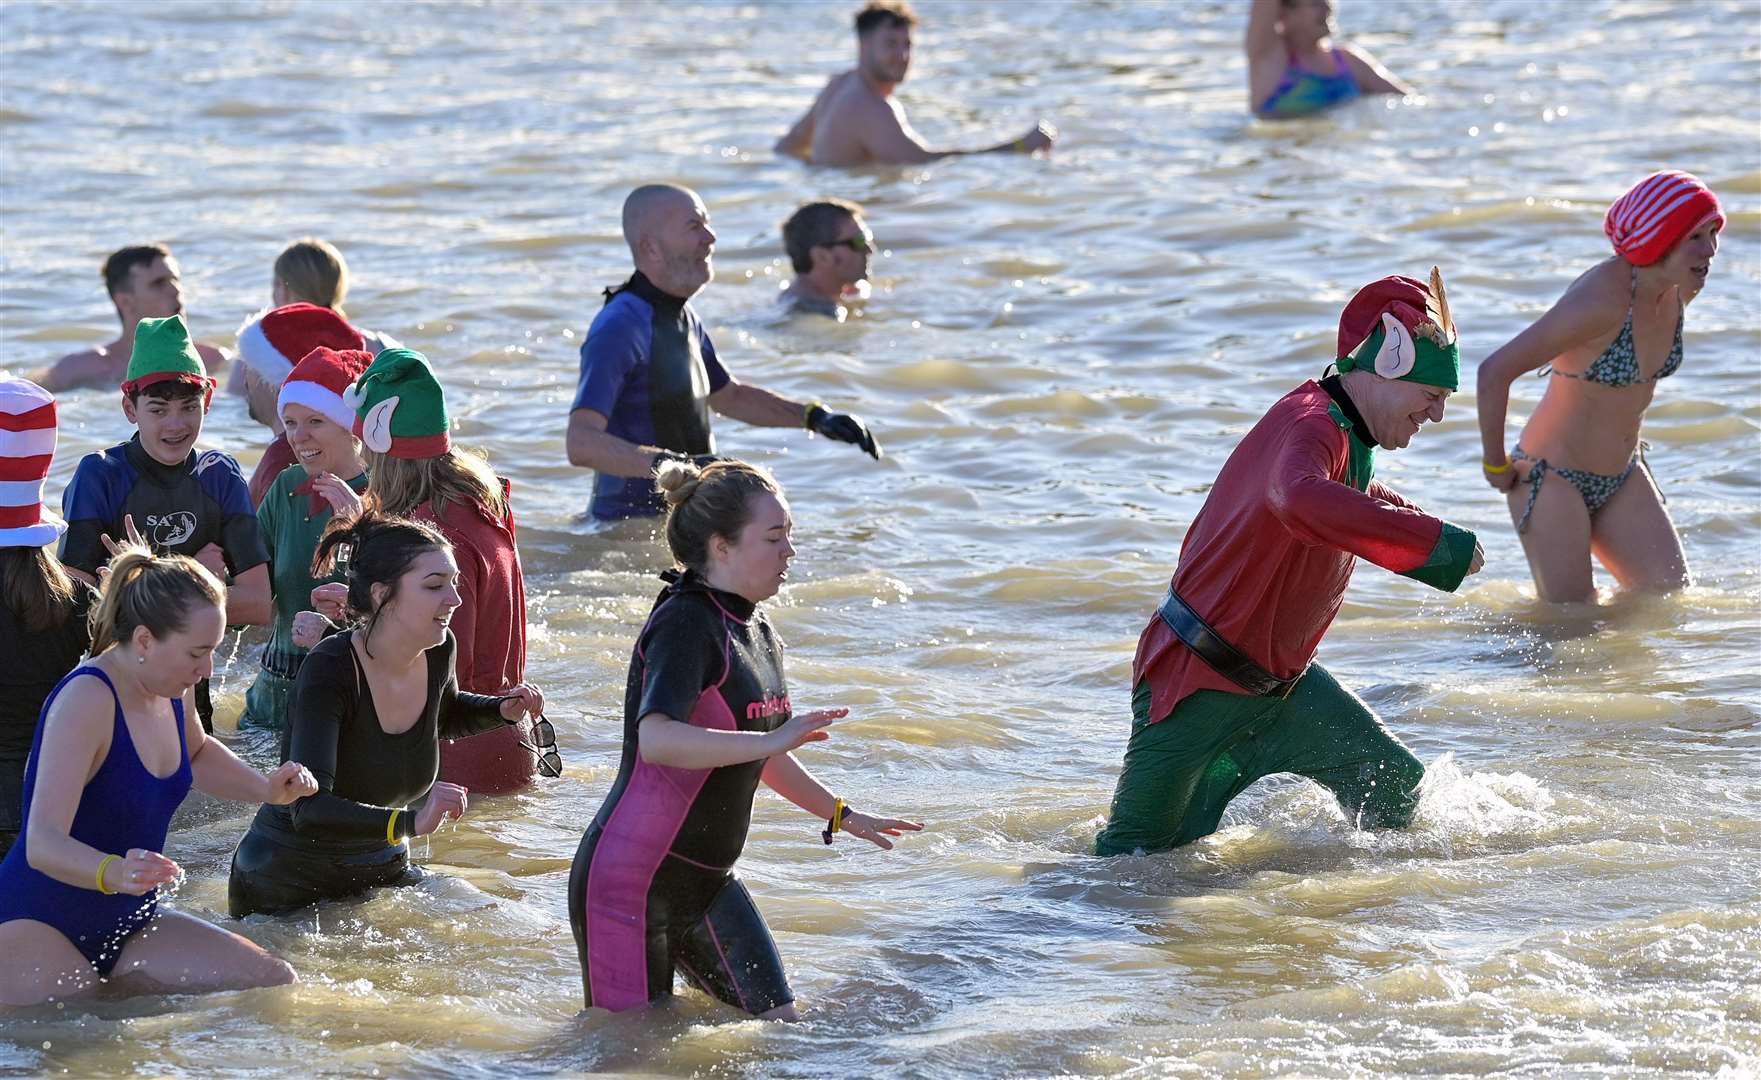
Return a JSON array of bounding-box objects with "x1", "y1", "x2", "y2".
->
[
  {"x1": 1257, "y1": 49, "x2": 1361, "y2": 118},
  {"x1": 1514, "y1": 267, "x2": 1682, "y2": 531}
]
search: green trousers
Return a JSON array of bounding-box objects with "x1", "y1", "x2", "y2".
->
[{"x1": 1094, "y1": 665, "x2": 1424, "y2": 856}]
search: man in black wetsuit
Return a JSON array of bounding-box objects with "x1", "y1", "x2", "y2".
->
[{"x1": 565, "y1": 183, "x2": 884, "y2": 520}]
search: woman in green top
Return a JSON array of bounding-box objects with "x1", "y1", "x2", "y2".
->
[{"x1": 241, "y1": 347, "x2": 373, "y2": 731}]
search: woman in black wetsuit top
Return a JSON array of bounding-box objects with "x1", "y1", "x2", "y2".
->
[
  {"x1": 569, "y1": 458, "x2": 921, "y2": 1019},
  {"x1": 227, "y1": 513, "x2": 544, "y2": 917}
]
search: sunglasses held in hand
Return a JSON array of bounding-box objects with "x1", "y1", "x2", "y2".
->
[{"x1": 519, "y1": 716, "x2": 563, "y2": 778}]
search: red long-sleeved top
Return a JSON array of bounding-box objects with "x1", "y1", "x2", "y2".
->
[
  {"x1": 412, "y1": 481, "x2": 526, "y2": 694},
  {"x1": 1134, "y1": 380, "x2": 1470, "y2": 723}
]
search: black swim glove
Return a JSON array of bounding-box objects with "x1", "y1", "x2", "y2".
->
[{"x1": 804, "y1": 402, "x2": 883, "y2": 460}]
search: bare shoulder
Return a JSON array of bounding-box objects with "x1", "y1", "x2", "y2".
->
[
  {"x1": 197, "y1": 341, "x2": 232, "y2": 371},
  {"x1": 41, "y1": 669, "x2": 116, "y2": 743},
  {"x1": 819, "y1": 69, "x2": 856, "y2": 98},
  {"x1": 37, "y1": 346, "x2": 112, "y2": 391},
  {"x1": 1559, "y1": 258, "x2": 1630, "y2": 314}
]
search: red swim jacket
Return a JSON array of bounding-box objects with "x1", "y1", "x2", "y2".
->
[{"x1": 1133, "y1": 380, "x2": 1448, "y2": 723}]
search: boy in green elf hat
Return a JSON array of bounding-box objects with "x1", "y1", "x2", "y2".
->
[
  {"x1": 1096, "y1": 269, "x2": 1484, "y2": 855},
  {"x1": 59, "y1": 315, "x2": 271, "y2": 729}
]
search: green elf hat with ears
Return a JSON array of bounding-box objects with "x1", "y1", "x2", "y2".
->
[
  {"x1": 343, "y1": 347, "x2": 452, "y2": 459},
  {"x1": 1333, "y1": 267, "x2": 1461, "y2": 392}
]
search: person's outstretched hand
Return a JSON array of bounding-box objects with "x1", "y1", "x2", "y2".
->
[
  {"x1": 806, "y1": 405, "x2": 882, "y2": 460},
  {"x1": 765, "y1": 708, "x2": 843, "y2": 755},
  {"x1": 840, "y1": 810, "x2": 924, "y2": 851}
]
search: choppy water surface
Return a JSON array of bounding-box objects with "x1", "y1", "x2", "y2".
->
[{"x1": 2, "y1": 1, "x2": 1758, "y2": 1076}]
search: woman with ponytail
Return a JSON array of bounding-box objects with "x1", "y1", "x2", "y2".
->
[
  {"x1": 0, "y1": 541, "x2": 318, "y2": 1005},
  {"x1": 568, "y1": 458, "x2": 920, "y2": 1019},
  {"x1": 227, "y1": 512, "x2": 544, "y2": 917}
]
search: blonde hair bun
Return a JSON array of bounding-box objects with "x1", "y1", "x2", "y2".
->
[{"x1": 654, "y1": 458, "x2": 703, "y2": 508}]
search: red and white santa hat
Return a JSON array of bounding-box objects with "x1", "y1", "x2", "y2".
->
[
  {"x1": 236, "y1": 302, "x2": 365, "y2": 383},
  {"x1": 0, "y1": 377, "x2": 67, "y2": 548},
  {"x1": 278, "y1": 347, "x2": 376, "y2": 429}
]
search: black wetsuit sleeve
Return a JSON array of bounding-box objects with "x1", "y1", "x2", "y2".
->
[
  {"x1": 438, "y1": 678, "x2": 510, "y2": 738},
  {"x1": 434, "y1": 632, "x2": 512, "y2": 739},
  {"x1": 284, "y1": 641, "x2": 401, "y2": 839},
  {"x1": 635, "y1": 604, "x2": 723, "y2": 725}
]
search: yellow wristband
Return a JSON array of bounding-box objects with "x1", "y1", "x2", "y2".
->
[
  {"x1": 386, "y1": 809, "x2": 402, "y2": 846},
  {"x1": 822, "y1": 798, "x2": 847, "y2": 844},
  {"x1": 96, "y1": 853, "x2": 120, "y2": 895},
  {"x1": 1481, "y1": 460, "x2": 1512, "y2": 474}
]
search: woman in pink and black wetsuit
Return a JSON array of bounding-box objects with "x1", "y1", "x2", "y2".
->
[{"x1": 569, "y1": 459, "x2": 920, "y2": 1019}]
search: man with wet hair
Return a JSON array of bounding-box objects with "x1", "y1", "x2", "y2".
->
[
  {"x1": 565, "y1": 184, "x2": 883, "y2": 520},
  {"x1": 775, "y1": 0, "x2": 1055, "y2": 167},
  {"x1": 780, "y1": 199, "x2": 874, "y2": 320},
  {"x1": 36, "y1": 244, "x2": 231, "y2": 393}
]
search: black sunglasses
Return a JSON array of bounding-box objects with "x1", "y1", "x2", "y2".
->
[
  {"x1": 826, "y1": 233, "x2": 873, "y2": 254},
  {"x1": 519, "y1": 715, "x2": 563, "y2": 778}
]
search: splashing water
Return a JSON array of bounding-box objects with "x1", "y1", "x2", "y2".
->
[{"x1": 1411, "y1": 752, "x2": 1557, "y2": 842}]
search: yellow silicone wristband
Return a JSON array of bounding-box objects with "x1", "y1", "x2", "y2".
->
[
  {"x1": 386, "y1": 809, "x2": 401, "y2": 846},
  {"x1": 1481, "y1": 460, "x2": 1512, "y2": 474},
  {"x1": 96, "y1": 853, "x2": 120, "y2": 895}
]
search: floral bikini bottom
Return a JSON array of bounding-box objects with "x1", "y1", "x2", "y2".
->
[{"x1": 1510, "y1": 443, "x2": 1655, "y2": 533}]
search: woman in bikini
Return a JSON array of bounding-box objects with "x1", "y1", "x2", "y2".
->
[
  {"x1": 1477, "y1": 171, "x2": 1724, "y2": 603},
  {"x1": 1245, "y1": 0, "x2": 1410, "y2": 119}
]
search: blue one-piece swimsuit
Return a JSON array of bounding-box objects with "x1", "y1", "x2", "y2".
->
[{"x1": 0, "y1": 667, "x2": 192, "y2": 977}]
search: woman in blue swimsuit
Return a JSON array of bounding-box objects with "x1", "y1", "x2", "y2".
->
[
  {"x1": 1477, "y1": 171, "x2": 1725, "y2": 603},
  {"x1": 0, "y1": 536, "x2": 318, "y2": 1005},
  {"x1": 1245, "y1": 0, "x2": 1410, "y2": 119}
]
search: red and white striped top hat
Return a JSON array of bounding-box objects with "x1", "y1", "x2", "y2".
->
[{"x1": 0, "y1": 377, "x2": 67, "y2": 548}]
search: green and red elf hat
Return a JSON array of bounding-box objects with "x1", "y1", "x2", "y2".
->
[
  {"x1": 120, "y1": 314, "x2": 217, "y2": 407},
  {"x1": 1334, "y1": 267, "x2": 1461, "y2": 392},
  {"x1": 343, "y1": 347, "x2": 452, "y2": 459}
]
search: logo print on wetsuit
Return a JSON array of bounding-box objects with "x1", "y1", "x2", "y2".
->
[
  {"x1": 146, "y1": 511, "x2": 197, "y2": 548},
  {"x1": 746, "y1": 694, "x2": 791, "y2": 721}
]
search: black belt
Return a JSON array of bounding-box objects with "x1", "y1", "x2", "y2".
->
[{"x1": 1156, "y1": 588, "x2": 1304, "y2": 698}]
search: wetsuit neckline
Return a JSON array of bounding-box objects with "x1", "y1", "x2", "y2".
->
[
  {"x1": 607, "y1": 270, "x2": 688, "y2": 314},
  {"x1": 1319, "y1": 375, "x2": 1377, "y2": 450},
  {"x1": 660, "y1": 567, "x2": 757, "y2": 622},
  {"x1": 124, "y1": 433, "x2": 195, "y2": 485}
]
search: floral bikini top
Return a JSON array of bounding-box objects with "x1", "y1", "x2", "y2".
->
[{"x1": 1546, "y1": 266, "x2": 1683, "y2": 386}]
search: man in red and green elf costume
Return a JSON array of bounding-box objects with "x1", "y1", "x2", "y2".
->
[{"x1": 1096, "y1": 270, "x2": 1485, "y2": 855}]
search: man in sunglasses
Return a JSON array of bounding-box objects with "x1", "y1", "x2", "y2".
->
[
  {"x1": 567, "y1": 184, "x2": 884, "y2": 520},
  {"x1": 780, "y1": 200, "x2": 875, "y2": 321}
]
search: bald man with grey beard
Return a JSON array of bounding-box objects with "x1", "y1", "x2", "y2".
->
[{"x1": 564, "y1": 184, "x2": 883, "y2": 520}]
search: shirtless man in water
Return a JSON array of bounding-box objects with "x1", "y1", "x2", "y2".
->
[
  {"x1": 36, "y1": 245, "x2": 230, "y2": 393},
  {"x1": 775, "y1": 0, "x2": 1055, "y2": 168}
]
